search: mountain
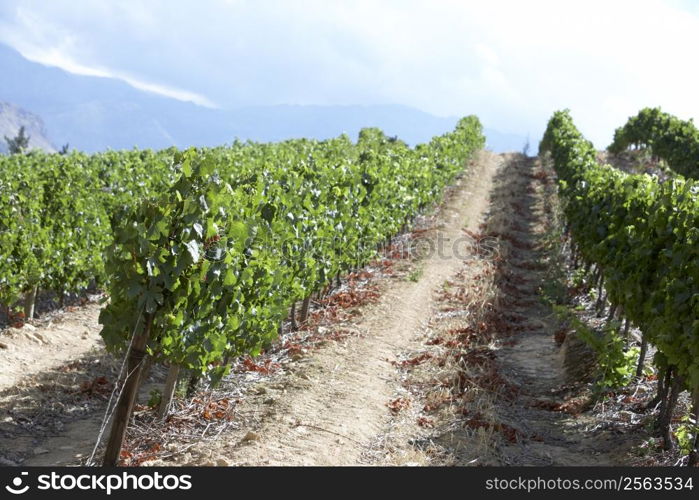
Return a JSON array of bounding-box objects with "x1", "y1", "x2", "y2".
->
[
  {"x1": 484, "y1": 128, "x2": 529, "y2": 154},
  {"x1": 0, "y1": 43, "x2": 525, "y2": 152},
  {"x1": 0, "y1": 101, "x2": 55, "y2": 153}
]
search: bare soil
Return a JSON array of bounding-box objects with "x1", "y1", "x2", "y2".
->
[
  {"x1": 0, "y1": 302, "x2": 103, "y2": 392},
  {"x1": 0, "y1": 302, "x2": 113, "y2": 466}
]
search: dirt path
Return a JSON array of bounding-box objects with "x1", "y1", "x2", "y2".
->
[
  {"x1": 0, "y1": 301, "x2": 170, "y2": 466},
  {"x1": 0, "y1": 302, "x2": 117, "y2": 466},
  {"x1": 172, "y1": 151, "x2": 500, "y2": 466},
  {"x1": 0, "y1": 303, "x2": 103, "y2": 392},
  {"x1": 484, "y1": 155, "x2": 641, "y2": 465}
]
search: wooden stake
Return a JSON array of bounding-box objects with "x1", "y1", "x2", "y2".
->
[
  {"x1": 290, "y1": 301, "x2": 298, "y2": 330},
  {"x1": 103, "y1": 313, "x2": 153, "y2": 466},
  {"x1": 299, "y1": 296, "x2": 311, "y2": 324},
  {"x1": 157, "y1": 363, "x2": 181, "y2": 420},
  {"x1": 636, "y1": 334, "x2": 648, "y2": 378},
  {"x1": 659, "y1": 373, "x2": 683, "y2": 451},
  {"x1": 24, "y1": 284, "x2": 38, "y2": 320}
]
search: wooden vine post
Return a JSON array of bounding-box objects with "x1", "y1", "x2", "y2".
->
[
  {"x1": 24, "y1": 285, "x2": 38, "y2": 319},
  {"x1": 103, "y1": 313, "x2": 154, "y2": 466},
  {"x1": 299, "y1": 296, "x2": 311, "y2": 324},
  {"x1": 158, "y1": 363, "x2": 181, "y2": 420}
]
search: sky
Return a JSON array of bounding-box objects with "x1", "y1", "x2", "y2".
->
[{"x1": 1, "y1": 0, "x2": 699, "y2": 146}]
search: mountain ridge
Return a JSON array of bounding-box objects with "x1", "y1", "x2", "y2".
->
[{"x1": 0, "y1": 43, "x2": 525, "y2": 152}]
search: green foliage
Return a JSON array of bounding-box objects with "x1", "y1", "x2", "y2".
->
[
  {"x1": 407, "y1": 266, "x2": 423, "y2": 282},
  {"x1": 571, "y1": 268, "x2": 587, "y2": 290},
  {"x1": 674, "y1": 414, "x2": 698, "y2": 456},
  {"x1": 0, "y1": 118, "x2": 483, "y2": 378},
  {"x1": 541, "y1": 110, "x2": 699, "y2": 393},
  {"x1": 96, "y1": 118, "x2": 484, "y2": 379},
  {"x1": 554, "y1": 305, "x2": 638, "y2": 390},
  {"x1": 0, "y1": 149, "x2": 174, "y2": 307},
  {"x1": 608, "y1": 107, "x2": 699, "y2": 179},
  {"x1": 147, "y1": 388, "x2": 162, "y2": 408},
  {"x1": 585, "y1": 327, "x2": 639, "y2": 391}
]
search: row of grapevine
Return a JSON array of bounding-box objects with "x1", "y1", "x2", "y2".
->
[
  {"x1": 608, "y1": 107, "x2": 699, "y2": 179},
  {"x1": 540, "y1": 110, "x2": 699, "y2": 462},
  {"x1": 93, "y1": 118, "x2": 485, "y2": 464},
  {"x1": 0, "y1": 149, "x2": 176, "y2": 316}
]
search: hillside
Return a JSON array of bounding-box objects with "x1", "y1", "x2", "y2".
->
[{"x1": 0, "y1": 101, "x2": 55, "y2": 153}]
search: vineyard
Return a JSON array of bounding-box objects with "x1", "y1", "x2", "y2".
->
[
  {"x1": 0, "y1": 109, "x2": 698, "y2": 467},
  {"x1": 540, "y1": 110, "x2": 699, "y2": 465},
  {"x1": 608, "y1": 107, "x2": 699, "y2": 179},
  {"x1": 1, "y1": 118, "x2": 486, "y2": 464}
]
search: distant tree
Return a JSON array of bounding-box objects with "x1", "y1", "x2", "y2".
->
[
  {"x1": 4, "y1": 126, "x2": 30, "y2": 154},
  {"x1": 59, "y1": 143, "x2": 70, "y2": 155},
  {"x1": 522, "y1": 135, "x2": 530, "y2": 157}
]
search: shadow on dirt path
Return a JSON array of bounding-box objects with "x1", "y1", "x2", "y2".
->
[{"x1": 490, "y1": 155, "x2": 647, "y2": 465}]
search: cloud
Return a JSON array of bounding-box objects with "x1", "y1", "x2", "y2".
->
[
  {"x1": 16, "y1": 44, "x2": 217, "y2": 107},
  {"x1": 0, "y1": 3, "x2": 216, "y2": 107},
  {"x1": 1, "y1": 0, "x2": 699, "y2": 145}
]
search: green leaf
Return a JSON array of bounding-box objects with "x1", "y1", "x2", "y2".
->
[
  {"x1": 224, "y1": 269, "x2": 237, "y2": 286},
  {"x1": 182, "y1": 158, "x2": 192, "y2": 178},
  {"x1": 229, "y1": 221, "x2": 248, "y2": 249}
]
